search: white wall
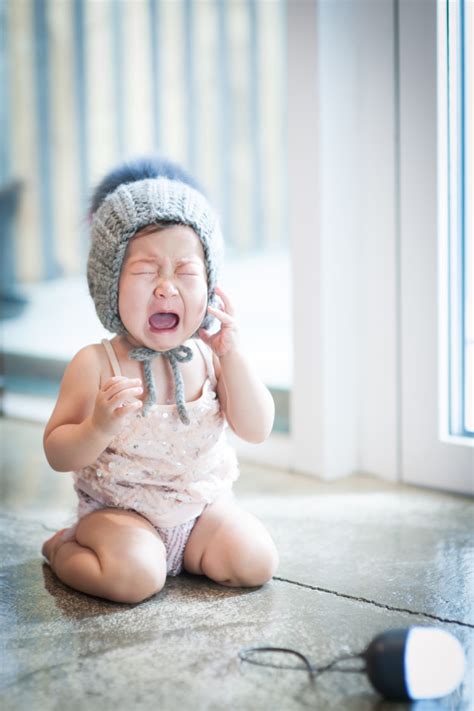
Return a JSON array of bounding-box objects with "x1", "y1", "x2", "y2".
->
[
  {"x1": 288, "y1": 0, "x2": 399, "y2": 481},
  {"x1": 287, "y1": 0, "x2": 473, "y2": 492},
  {"x1": 353, "y1": 1, "x2": 399, "y2": 483}
]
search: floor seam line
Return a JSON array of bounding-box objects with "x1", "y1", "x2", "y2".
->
[{"x1": 272, "y1": 576, "x2": 473, "y2": 629}]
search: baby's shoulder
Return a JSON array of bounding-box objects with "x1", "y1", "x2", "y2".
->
[
  {"x1": 71, "y1": 341, "x2": 106, "y2": 366},
  {"x1": 66, "y1": 342, "x2": 109, "y2": 384},
  {"x1": 44, "y1": 343, "x2": 110, "y2": 436}
]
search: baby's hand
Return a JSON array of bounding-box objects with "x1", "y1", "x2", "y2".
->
[
  {"x1": 199, "y1": 286, "x2": 240, "y2": 358},
  {"x1": 91, "y1": 376, "x2": 143, "y2": 436}
]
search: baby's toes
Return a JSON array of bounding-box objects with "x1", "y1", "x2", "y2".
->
[{"x1": 41, "y1": 528, "x2": 68, "y2": 562}]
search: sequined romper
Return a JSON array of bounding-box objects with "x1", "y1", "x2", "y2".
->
[{"x1": 71, "y1": 338, "x2": 240, "y2": 574}]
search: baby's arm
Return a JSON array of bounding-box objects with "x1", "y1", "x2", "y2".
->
[
  {"x1": 200, "y1": 286, "x2": 275, "y2": 444},
  {"x1": 214, "y1": 349, "x2": 275, "y2": 444},
  {"x1": 44, "y1": 345, "x2": 143, "y2": 472}
]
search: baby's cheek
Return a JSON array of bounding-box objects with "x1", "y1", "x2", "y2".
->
[
  {"x1": 197, "y1": 289, "x2": 209, "y2": 317},
  {"x1": 118, "y1": 283, "x2": 143, "y2": 322},
  {"x1": 187, "y1": 276, "x2": 207, "y2": 302}
]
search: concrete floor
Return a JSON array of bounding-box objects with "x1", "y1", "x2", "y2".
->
[{"x1": 1, "y1": 417, "x2": 473, "y2": 711}]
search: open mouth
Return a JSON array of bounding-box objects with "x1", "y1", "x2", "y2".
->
[{"x1": 148, "y1": 312, "x2": 180, "y2": 332}]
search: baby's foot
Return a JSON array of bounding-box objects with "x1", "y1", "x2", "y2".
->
[{"x1": 42, "y1": 528, "x2": 72, "y2": 565}]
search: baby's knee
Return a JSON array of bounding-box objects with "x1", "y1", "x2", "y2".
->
[
  {"x1": 104, "y1": 550, "x2": 167, "y2": 603},
  {"x1": 235, "y1": 543, "x2": 279, "y2": 587},
  {"x1": 75, "y1": 511, "x2": 167, "y2": 603},
  {"x1": 111, "y1": 568, "x2": 165, "y2": 603},
  {"x1": 218, "y1": 535, "x2": 279, "y2": 588}
]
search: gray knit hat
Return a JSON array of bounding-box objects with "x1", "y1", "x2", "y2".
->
[{"x1": 88, "y1": 164, "x2": 224, "y2": 424}]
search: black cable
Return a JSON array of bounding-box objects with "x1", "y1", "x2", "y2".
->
[
  {"x1": 315, "y1": 652, "x2": 366, "y2": 674},
  {"x1": 238, "y1": 646, "x2": 366, "y2": 682},
  {"x1": 239, "y1": 647, "x2": 317, "y2": 681}
]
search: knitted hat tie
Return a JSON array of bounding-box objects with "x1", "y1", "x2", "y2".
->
[{"x1": 129, "y1": 344, "x2": 193, "y2": 424}]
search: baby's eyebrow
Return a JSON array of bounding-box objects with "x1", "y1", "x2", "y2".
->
[
  {"x1": 127, "y1": 256, "x2": 202, "y2": 266},
  {"x1": 128, "y1": 256, "x2": 157, "y2": 264},
  {"x1": 175, "y1": 258, "x2": 202, "y2": 266}
]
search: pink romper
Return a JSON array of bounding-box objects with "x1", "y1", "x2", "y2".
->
[{"x1": 71, "y1": 338, "x2": 240, "y2": 576}]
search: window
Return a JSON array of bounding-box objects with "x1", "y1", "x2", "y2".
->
[
  {"x1": 2, "y1": 0, "x2": 290, "y2": 432},
  {"x1": 439, "y1": 0, "x2": 474, "y2": 440}
]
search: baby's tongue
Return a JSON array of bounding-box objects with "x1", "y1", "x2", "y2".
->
[{"x1": 149, "y1": 313, "x2": 179, "y2": 330}]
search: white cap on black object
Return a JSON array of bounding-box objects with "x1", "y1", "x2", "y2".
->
[{"x1": 364, "y1": 627, "x2": 466, "y2": 701}]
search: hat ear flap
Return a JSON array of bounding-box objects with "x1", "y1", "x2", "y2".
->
[
  {"x1": 198, "y1": 290, "x2": 217, "y2": 332},
  {"x1": 200, "y1": 312, "x2": 213, "y2": 331}
]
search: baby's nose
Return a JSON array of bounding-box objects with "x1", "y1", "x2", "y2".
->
[{"x1": 154, "y1": 278, "x2": 178, "y2": 298}]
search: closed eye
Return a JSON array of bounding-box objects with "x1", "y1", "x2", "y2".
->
[{"x1": 131, "y1": 271, "x2": 199, "y2": 276}]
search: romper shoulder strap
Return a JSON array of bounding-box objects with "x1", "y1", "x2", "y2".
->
[
  {"x1": 194, "y1": 340, "x2": 217, "y2": 388},
  {"x1": 101, "y1": 339, "x2": 122, "y2": 377}
]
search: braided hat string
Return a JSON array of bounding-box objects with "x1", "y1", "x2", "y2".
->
[{"x1": 129, "y1": 344, "x2": 193, "y2": 424}]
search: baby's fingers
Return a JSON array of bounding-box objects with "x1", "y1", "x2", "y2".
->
[
  {"x1": 214, "y1": 286, "x2": 235, "y2": 316},
  {"x1": 113, "y1": 400, "x2": 143, "y2": 416},
  {"x1": 102, "y1": 376, "x2": 142, "y2": 395},
  {"x1": 108, "y1": 386, "x2": 143, "y2": 404},
  {"x1": 207, "y1": 305, "x2": 234, "y2": 325}
]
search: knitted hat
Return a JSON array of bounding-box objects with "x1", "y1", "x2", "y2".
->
[{"x1": 88, "y1": 157, "x2": 224, "y2": 424}]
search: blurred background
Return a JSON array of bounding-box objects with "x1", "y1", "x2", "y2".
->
[
  {"x1": 1, "y1": 0, "x2": 290, "y2": 418},
  {"x1": 1, "y1": 0, "x2": 472, "y2": 493}
]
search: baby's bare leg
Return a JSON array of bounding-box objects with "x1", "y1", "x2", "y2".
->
[
  {"x1": 183, "y1": 500, "x2": 279, "y2": 587},
  {"x1": 42, "y1": 509, "x2": 167, "y2": 603}
]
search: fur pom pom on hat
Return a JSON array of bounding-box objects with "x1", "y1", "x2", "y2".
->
[{"x1": 87, "y1": 156, "x2": 224, "y2": 423}]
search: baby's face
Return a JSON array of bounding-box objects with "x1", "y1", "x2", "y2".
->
[{"x1": 118, "y1": 225, "x2": 208, "y2": 350}]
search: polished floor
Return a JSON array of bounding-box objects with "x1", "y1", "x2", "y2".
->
[{"x1": 1, "y1": 417, "x2": 473, "y2": 710}]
